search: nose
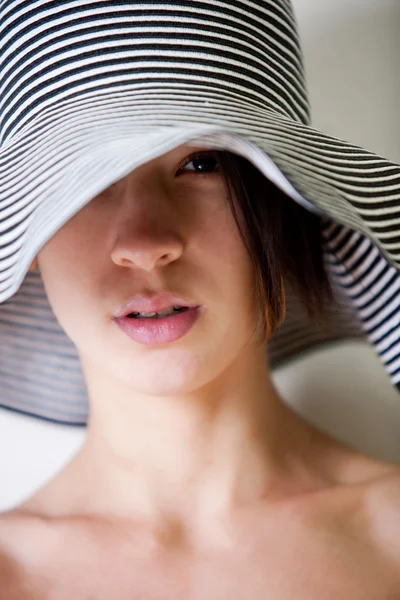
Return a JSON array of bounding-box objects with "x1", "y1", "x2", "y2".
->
[
  {"x1": 112, "y1": 229, "x2": 184, "y2": 271},
  {"x1": 110, "y1": 184, "x2": 184, "y2": 272}
]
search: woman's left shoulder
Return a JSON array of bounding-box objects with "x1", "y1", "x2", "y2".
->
[
  {"x1": 362, "y1": 465, "x2": 400, "y2": 567},
  {"x1": 319, "y1": 444, "x2": 400, "y2": 568},
  {"x1": 363, "y1": 463, "x2": 400, "y2": 516}
]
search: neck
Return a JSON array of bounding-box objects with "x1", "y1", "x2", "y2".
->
[
  {"x1": 43, "y1": 346, "x2": 324, "y2": 549},
  {"x1": 89, "y1": 356, "x2": 282, "y2": 505}
]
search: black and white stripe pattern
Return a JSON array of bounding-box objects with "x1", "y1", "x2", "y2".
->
[
  {"x1": 0, "y1": 0, "x2": 399, "y2": 423},
  {"x1": 322, "y1": 220, "x2": 400, "y2": 386}
]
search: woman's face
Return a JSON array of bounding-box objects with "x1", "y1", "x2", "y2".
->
[{"x1": 33, "y1": 145, "x2": 264, "y2": 396}]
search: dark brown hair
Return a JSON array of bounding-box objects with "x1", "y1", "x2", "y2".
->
[{"x1": 216, "y1": 150, "x2": 333, "y2": 342}]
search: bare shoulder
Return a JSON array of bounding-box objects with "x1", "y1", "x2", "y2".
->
[
  {"x1": 0, "y1": 511, "x2": 48, "y2": 599},
  {"x1": 0, "y1": 545, "x2": 31, "y2": 600},
  {"x1": 362, "y1": 466, "x2": 400, "y2": 563},
  {"x1": 304, "y1": 430, "x2": 400, "y2": 570},
  {"x1": 334, "y1": 444, "x2": 400, "y2": 551},
  {"x1": 0, "y1": 510, "x2": 44, "y2": 556}
]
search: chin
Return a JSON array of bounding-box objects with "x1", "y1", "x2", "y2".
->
[{"x1": 112, "y1": 350, "x2": 209, "y2": 394}]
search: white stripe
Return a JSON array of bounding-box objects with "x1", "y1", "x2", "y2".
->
[
  {"x1": 2, "y1": 69, "x2": 302, "y2": 143},
  {"x1": 0, "y1": 45, "x2": 306, "y2": 116}
]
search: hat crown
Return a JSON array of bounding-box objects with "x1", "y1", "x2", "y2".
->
[{"x1": 0, "y1": 0, "x2": 310, "y2": 145}]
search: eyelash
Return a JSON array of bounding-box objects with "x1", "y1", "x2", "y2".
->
[
  {"x1": 176, "y1": 152, "x2": 221, "y2": 176},
  {"x1": 98, "y1": 152, "x2": 221, "y2": 200}
]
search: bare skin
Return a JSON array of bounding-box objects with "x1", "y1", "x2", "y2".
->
[
  {"x1": 1, "y1": 425, "x2": 400, "y2": 599},
  {"x1": 2, "y1": 145, "x2": 400, "y2": 598}
]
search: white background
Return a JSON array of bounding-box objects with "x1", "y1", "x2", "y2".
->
[{"x1": 293, "y1": 0, "x2": 400, "y2": 163}]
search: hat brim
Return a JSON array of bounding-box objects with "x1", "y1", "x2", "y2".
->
[
  {"x1": 0, "y1": 97, "x2": 399, "y2": 424},
  {"x1": 1, "y1": 97, "x2": 399, "y2": 297}
]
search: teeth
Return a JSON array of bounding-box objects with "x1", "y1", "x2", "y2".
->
[{"x1": 131, "y1": 306, "x2": 186, "y2": 318}]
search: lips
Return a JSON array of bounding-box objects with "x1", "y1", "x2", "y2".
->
[
  {"x1": 114, "y1": 306, "x2": 202, "y2": 344},
  {"x1": 115, "y1": 291, "x2": 200, "y2": 318}
]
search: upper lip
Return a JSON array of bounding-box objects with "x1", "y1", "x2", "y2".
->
[{"x1": 114, "y1": 292, "x2": 200, "y2": 317}]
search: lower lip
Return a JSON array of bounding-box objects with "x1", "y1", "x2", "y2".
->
[{"x1": 114, "y1": 307, "x2": 202, "y2": 345}]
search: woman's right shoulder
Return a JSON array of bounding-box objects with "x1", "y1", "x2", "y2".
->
[
  {"x1": 0, "y1": 510, "x2": 40, "y2": 556},
  {"x1": 0, "y1": 511, "x2": 48, "y2": 599},
  {"x1": 0, "y1": 546, "x2": 31, "y2": 600}
]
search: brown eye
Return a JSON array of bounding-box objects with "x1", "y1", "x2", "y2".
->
[{"x1": 179, "y1": 154, "x2": 221, "y2": 174}]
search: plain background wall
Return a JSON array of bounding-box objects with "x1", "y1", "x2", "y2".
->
[{"x1": 292, "y1": 0, "x2": 400, "y2": 163}]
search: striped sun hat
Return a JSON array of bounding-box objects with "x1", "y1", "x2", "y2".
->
[{"x1": 0, "y1": 0, "x2": 399, "y2": 424}]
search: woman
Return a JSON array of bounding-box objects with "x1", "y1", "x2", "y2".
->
[
  {"x1": 1, "y1": 1, "x2": 400, "y2": 597},
  {"x1": 1, "y1": 147, "x2": 400, "y2": 598}
]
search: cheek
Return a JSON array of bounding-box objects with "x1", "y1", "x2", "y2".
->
[
  {"x1": 191, "y1": 208, "x2": 260, "y2": 350},
  {"x1": 37, "y1": 222, "x2": 99, "y2": 333},
  {"x1": 40, "y1": 203, "x2": 107, "y2": 280},
  {"x1": 200, "y1": 207, "x2": 256, "y2": 295}
]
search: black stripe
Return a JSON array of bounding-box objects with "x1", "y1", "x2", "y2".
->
[
  {"x1": 383, "y1": 351, "x2": 400, "y2": 368},
  {"x1": 2, "y1": 39, "x2": 306, "y2": 112},
  {"x1": 370, "y1": 222, "x2": 400, "y2": 234},
  {"x1": 340, "y1": 241, "x2": 373, "y2": 271},
  {"x1": 328, "y1": 254, "x2": 383, "y2": 291},
  {"x1": 4, "y1": 21, "x2": 302, "y2": 88},
  {"x1": 350, "y1": 267, "x2": 395, "y2": 304},
  {"x1": 2, "y1": 66, "x2": 301, "y2": 141},
  {"x1": 358, "y1": 286, "x2": 400, "y2": 323},
  {"x1": 2, "y1": 2, "x2": 302, "y2": 62},
  {"x1": 362, "y1": 303, "x2": 400, "y2": 336},
  {"x1": 373, "y1": 321, "x2": 400, "y2": 346},
  {"x1": 372, "y1": 234, "x2": 400, "y2": 246},
  {"x1": 377, "y1": 335, "x2": 400, "y2": 358},
  {"x1": 333, "y1": 231, "x2": 362, "y2": 259}
]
